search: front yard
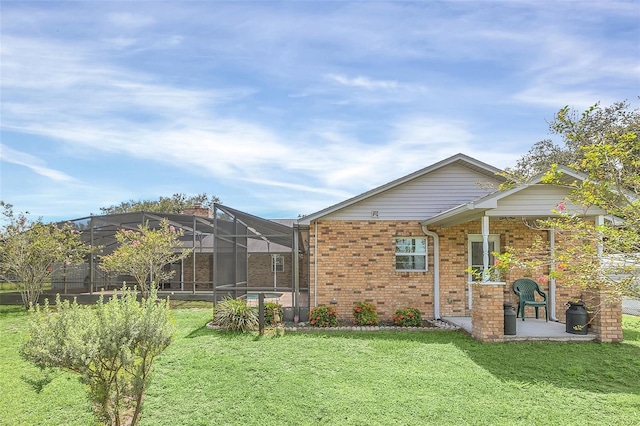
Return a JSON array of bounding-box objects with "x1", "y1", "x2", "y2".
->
[{"x1": 1, "y1": 305, "x2": 639, "y2": 425}]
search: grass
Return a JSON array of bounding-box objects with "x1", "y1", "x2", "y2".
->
[{"x1": 1, "y1": 306, "x2": 639, "y2": 426}]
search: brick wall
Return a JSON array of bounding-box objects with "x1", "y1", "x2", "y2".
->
[
  {"x1": 248, "y1": 253, "x2": 291, "y2": 287},
  {"x1": 182, "y1": 253, "x2": 213, "y2": 288},
  {"x1": 308, "y1": 218, "x2": 586, "y2": 322},
  {"x1": 581, "y1": 290, "x2": 623, "y2": 342},
  {"x1": 309, "y1": 220, "x2": 434, "y2": 320},
  {"x1": 471, "y1": 283, "x2": 505, "y2": 342}
]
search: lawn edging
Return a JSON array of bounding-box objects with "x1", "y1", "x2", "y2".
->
[{"x1": 206, "y1": 318, "x2": 460, "y2": 332}]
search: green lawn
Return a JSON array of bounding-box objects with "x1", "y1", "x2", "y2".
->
[{"x1": 1, "y1": 306, "x2": 639, "y2": 426}]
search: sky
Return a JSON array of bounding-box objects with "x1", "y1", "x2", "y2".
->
[{"x1": 1, "y1": 1, "x2": 638, "y2": 222}]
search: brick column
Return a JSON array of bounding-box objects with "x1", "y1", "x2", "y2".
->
[
  {"x1": 471, "y1": 282, "x2": 505, "y2": 343},
  {"x1": 581, "y1": 290, "x2": 623, "y2": 343}
]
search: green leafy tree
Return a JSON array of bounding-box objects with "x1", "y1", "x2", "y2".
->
[
  {"x1": 503, "y1": 101, "x2": 639, "y2": 182},
  {"x1": 100, "y1": 219, "x2": 191, "y2": 297},
  {"x1": 0, "y1": 202, "x2": 92, "y2": 308},
  {"x1": 99, "y1": 193, "x2": 219, "y2": 215},
  {"x1": 495, "y1": 101, "x2": 640, "y2": 300},
  {"x1": 22, "y1": 287, "x2": 175, "y2": 426}
]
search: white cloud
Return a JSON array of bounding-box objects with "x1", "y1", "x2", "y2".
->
[
  {"x1": 327, "y1": 74, "x2": 399, "y2": 91},
  {"x1": 0, "y1": 144, "x2": 76, "y2": 182}
]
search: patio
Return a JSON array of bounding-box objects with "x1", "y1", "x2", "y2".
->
[{"x1": 444, "y1": 317, "x2": 597, "y2": 342}]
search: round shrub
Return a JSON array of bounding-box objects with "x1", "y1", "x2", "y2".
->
[
  {"x1": 392, "y1": 308, "x2": 422, "y2": 327},
  {"x1": 309, "y1": 305, "x2": 338, "y2": 327},
  {"x1": 213, "y1": 297, "x2": 259, "y2": 332},
  {"x1": 353, "y1": 301, "x2": 379, "y2": 326}
]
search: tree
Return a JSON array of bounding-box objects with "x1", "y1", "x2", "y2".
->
[
  {"x1": 99, "y1": 193, "x2": 220, "y2": 215},
  {"x1": 0, "y1": 202, "x2": 92, "y2": 308},
  {"x1": 22, "y1": 287, "x2": 175, "y2": 426},
  {"x1": 503, "y1": 101, "x2": 640, "y2": 182},
  {"x1": 100, "y1": 219, "x2": 191, "y2": 297},
  {"x1": 495, "y1": 101, "x2": 640, "y2": 300}
]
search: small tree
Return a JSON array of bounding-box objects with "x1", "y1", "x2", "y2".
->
[
  {"x1": 0, "y1": 202, "x2": 91, "y2": 308},
  {"x1": 100, "y1": 219, "x2": 191, "y2": 297},
  {"x1": 22, "y1": 287, "x2": 175, "y2": 426},
  {"x1": 495, "y1": 101, "x2": 640, "y2": 300}
]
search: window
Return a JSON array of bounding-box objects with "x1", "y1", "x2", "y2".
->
[
  {"x1": 271, "y1": 255, "x2": 284, "y2": 272},
  {"x1": 395, "y1": 238, "x2": 427, "y2": 271},
  {"x1": 468, "y1": 234, "x2": 500, "y2": 282}
]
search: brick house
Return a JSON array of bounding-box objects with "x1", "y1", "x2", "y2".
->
[{"x1": 297, "y1": 153, "x2": 622, "y2": 342}]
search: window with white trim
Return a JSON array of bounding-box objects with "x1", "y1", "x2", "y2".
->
[
  {"x1": 271, "y1": 255, "x2": 284, "y2": 272},
  {"x1": 468, "y1": 234, "x2": 500, "y2": 282},
  {"x1": 395, "y1": 238, "x2": 427, "y2": 271}
]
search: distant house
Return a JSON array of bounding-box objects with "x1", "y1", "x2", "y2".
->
[{"x1": 298, "y1": 153, "x2": 622, "y2": 341}]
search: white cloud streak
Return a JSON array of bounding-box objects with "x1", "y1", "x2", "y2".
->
[{"x1": 0, "y1": 144, "x2": 76, "y2": 182}]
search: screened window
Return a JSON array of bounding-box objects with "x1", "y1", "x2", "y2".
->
[
  {"x1": 395, "y1": 238, "x2": 427, "y2": 271},
  {"x1": 468, "y1": 235, "x2": 500, "y2": 282},
  {"x1": 271, "y1": 255, "x2": 284, "y2": 272}
]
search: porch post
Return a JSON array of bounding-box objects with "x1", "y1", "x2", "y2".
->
[
  {"x1": 481, "y1": 216, "x2": 490, "y2": 282},
  {"x1": 548, "y1": 229, "x2": 557, "y2": 321},
  {"x1": 471, "y1": 282, "x2": 505, "y2": 342}
]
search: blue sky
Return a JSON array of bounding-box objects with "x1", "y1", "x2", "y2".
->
[{"x1": 1, "y1": 1, "x2": 638, "y2": 222}]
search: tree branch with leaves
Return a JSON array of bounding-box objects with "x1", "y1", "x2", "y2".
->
[
  {"x1": 0, "y1": 202, "x2": 92, "y2": 308},
  {"x1": 100, "y1": 219, "x2": 192, "y2": 297}
]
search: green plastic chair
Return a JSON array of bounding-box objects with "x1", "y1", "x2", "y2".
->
[{"x1": 513, "y1": 278, "x2": 548, "y2": 321}]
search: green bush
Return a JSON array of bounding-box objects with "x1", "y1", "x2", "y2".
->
[
  {"x1": 21, "y1": 286, "x2": 175, "y2": 426},
  {"x1": 353, "y1": 301, "x2": 379, "y2": 326},
  {"x1": 213, "y1": 297, "x2": 259, "y2": 332},
  {"x1": 392, "y1": 308, "x2": 423, "y2": 327},
  {"x1": 309, "y1": 305, "x2": 338, "y2": 327},
  {"x1": 265, "y1": 301, "x2": 283, "y2": 325}
]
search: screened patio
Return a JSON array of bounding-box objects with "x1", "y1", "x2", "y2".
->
[{"x1": 52, "y1": 204, "x2": 308, "y2": 313}]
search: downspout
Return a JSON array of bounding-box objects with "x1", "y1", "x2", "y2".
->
[
  {"x1": 421, "y1": 225, "x2": 440, "y2": 319},
  {"x1": 314, "y1": 221, "x2": 318, "y2": 307},
  {"x1": 548, "y1": 228, "x2": 558, "y2": 321}
]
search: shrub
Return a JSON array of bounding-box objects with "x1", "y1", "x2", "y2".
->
[
  {"x1": 265, "y1": 301, "x2": 283, "y2": 325},
  {"x1": 353, "y1": 301, "x2": 379, "y2": 326},
  {"x1": 21, "y1": 286, "x2": 175, "y2": 426},
  {"x1": 392, "y1": 308, "x2": 423, "y2": 327},
  {"x1": 309, "y1": 305, "x2": 338, "y2": 327},
  {"x1": 213, "y1": 297, "x2": 259, "y2": 332}
]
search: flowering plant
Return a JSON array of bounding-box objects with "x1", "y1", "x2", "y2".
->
[
  {"x1": 392, "y1": 308, "x2": 422, "y2": 327},
  {"x1": 352, "y1": 301, "x2": 379, "y2": 326},
  {"x1": 309, "y1": 305, "x2": 338, "y2": 327}
]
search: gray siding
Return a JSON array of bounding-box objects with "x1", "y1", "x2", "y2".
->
[
  {"x1": 324, "y1": 164, "x2": 500, "y2": 221},
  {"x1": 487, "y1": 185, "x2": 608, "y2": 217}
]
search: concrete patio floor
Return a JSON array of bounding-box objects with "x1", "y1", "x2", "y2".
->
[{"x1": 443, "y1": 317, "x2": 597, "y2": 342}]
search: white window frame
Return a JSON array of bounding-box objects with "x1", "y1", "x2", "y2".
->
[
  {"x1": 467, "y1": 234, "x2": 500, "y2": 282},
  {"x1": 395, "y1": 237, "x2": 428, "y2": 272},
  {"x1": 271, "y1": 254, "x2": 284, "y2": 272}
]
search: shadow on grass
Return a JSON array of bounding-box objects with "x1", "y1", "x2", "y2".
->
[
  {"x1": 21, "y1": 369, "x2": 59, "y2": 393},
  {"x1": 185, "y1": 324, "x2": 216, "y2": 339},
  {"x1": 0, "y1": 305, "x2": 28, "y2": 318},
  {"x1": 297, "y1": 329, "x2": 640, "y2": 395}
]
